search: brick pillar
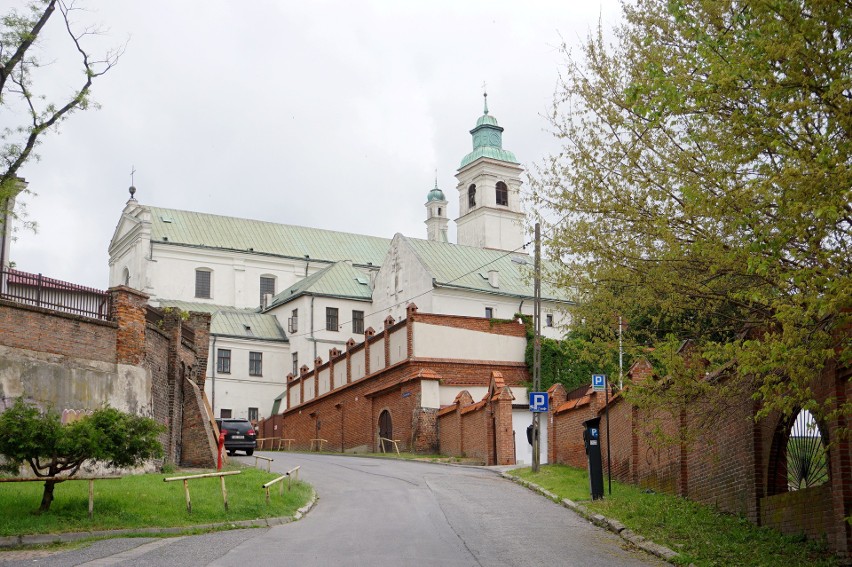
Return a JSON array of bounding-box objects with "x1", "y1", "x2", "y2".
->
[
  {"x1": 161, "y1": 308, "x2": 183, "y2": 464},
  {"x1": 493, "y1": 388, "x2": 515, "y2": 466},
  {"x1": 364, "y1": 327, "x2": 375, "y2": 375},
  {"x1": 829, "y1": 363, "x2": 852, "y2": 558},
  {"x1": 548, "y1": 384, "x2": 568, "y2": 464},
  {"x1": 384, "y1": 316, "x2": 394, "y2": 368},
  {"x1": 406, "y1": 303, "x2": 418, "y2": 358},
  {"x1": 109, "y1": 286, "x2": 149, "y2": 366},
  {"x1": 187, "y1": 311, "x2": 211, "y2": 388}
]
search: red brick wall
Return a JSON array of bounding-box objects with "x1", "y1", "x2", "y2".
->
[
  {"x1": 410, "y1": 312, "x2": 526, "y2": 337},
  {"x1": 761, "y1": 484, "x2": 834, "y2": 541},
  {"x1": 0, "y1": 299, "x2": 117, "y2": 363}
]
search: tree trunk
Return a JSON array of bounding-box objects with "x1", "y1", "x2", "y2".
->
[{"x1": 39, "y1": 479, "x2": 57, "y2": 513}]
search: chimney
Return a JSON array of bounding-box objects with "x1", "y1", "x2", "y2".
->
[{"x1": 488, "y1": 269, "x2": 499, "y2": 289}]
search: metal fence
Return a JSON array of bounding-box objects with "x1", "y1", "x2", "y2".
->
[{"x1": 0, "y1": 268, "x2": 110, "y2": 321}]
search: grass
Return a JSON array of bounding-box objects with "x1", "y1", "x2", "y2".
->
[
  {"x1": 513, "y1": 464, "x2": 839, "y2": 567},
  {"x1": 0, "y1": 465, "x2": 312, "y2": 537}
]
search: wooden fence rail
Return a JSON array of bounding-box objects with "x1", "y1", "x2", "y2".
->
[
  {"x1": 260, "y1": 466, "x2": 301, "y2": 505},
  {"x1": 163, "y1": 470, "x2": 241, "y2": 513},
  {"x1": 0, "y1": 476, "x2": 121, "y2": 518}
]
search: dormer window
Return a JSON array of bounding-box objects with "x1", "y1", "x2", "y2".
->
[
  {"x1": 468, "y1": 184, "x2": 476, "y2": 208},
  {"x1": 496, "y1": 181, "x2": 508, "y2": 206}
]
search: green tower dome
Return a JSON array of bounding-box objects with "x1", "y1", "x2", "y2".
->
[
  {"x1": 427, "y1": 180, "x2": 446, "y2": 202},
  {"x1": 460, "y1": 92, "x2": 518, "y2": 168}
]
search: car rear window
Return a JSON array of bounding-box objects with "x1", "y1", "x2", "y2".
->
[{"x1": 221, "y1": 420, "x2": 253, "y2": 433}]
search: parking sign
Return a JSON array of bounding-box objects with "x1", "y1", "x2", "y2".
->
[
  {"x1": 592, "y1": 374, "x2": 606, "y2": 391},
  {"x1": 529, "y1": 392, "x2": 549, "y2": 412}
]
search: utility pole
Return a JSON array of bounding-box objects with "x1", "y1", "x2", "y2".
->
[
  {"x1": 532, "y1": 222, "x2": 541, "y2": 473},
  {"x1": 618, "y1": 315, "x2": 623, "y2": 390}
]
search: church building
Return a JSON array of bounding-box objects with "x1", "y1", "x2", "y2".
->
[{"x1": 108, "y1": 96, "x2": 570, "y2": 426}]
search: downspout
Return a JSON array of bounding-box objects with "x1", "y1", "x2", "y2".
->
[
  {"x1": 0, "y1": 197, "x2": 9, "y2": 271},
  {"x1": 211, "y1": 334, "x2": 217, "y2": 417},
  {"x1": 517, "y1": 299, "x2": 524, "y2": 317},
  {"x1": 310, "y1": 294, "x2": 317, "y2": 361},
  {"x1": 304, "y1": 255, "x2": 310, "y2": 278}
]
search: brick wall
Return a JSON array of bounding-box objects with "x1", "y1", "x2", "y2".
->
[
  {"x1": 0, "y1": 298, "x2": 117, "y2": 363},
  {"x1": 547, "y1": 355, "x2": 852, "y2": 558}
]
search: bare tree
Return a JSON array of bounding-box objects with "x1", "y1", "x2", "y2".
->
[{"x1": 0, "y1": 0, "x2": 122, "y2": 235}]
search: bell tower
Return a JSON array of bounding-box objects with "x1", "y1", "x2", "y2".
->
[
  {"x1": 455, "y1": 92, "x2": 525, "y2": 251},
  {"x1": 425, "y1": 175, "x2": 449, "y2": 242}
]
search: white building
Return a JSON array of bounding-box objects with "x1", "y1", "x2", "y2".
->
[{"x1": 108, "y1": 97, "x2": 571, "y2": 421}]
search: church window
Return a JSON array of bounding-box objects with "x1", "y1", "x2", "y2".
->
[
  {"x1": 352, "y1": 310, "x2": 364, "y2": 334},
  {"x1": 468, "y1": 184, "x2": 476, "y2": 208},
  {"x1": 249, "y1": 351, "x2": 263, "y2": 376},
  {"x1": 195, "y1": 268, "x2": 212, "y2": 298},
  {"x1": 122, "y1": 267, "x2": 130, "y2": 286},
  {"x1": 485, "y1": 307, "x2": 494, "y2": 318},
  {"x1": 217, "y1": 349, "x2": 231, "y2": 374},
  {"x1": 260, "y1": 275, "x2": 276, "y2": 306},
  {"x1": 546, "y1": 314, "x2": 554, "y2": 327},
  {"x1": 292, "y1": 352, "x2": 299, "y2": 375},
  {"x1": 326, "y1": 307, "x2": 339, "y2": 331},
  {"x1": 289, "y1": 309, "x2": 298, "y2": 333},
  {"x1": 496, "y1": 181, "x2": 508, "y2": 206},
  {"x1": 438, "y1": 207, "x2": 442, "y2": 216}
]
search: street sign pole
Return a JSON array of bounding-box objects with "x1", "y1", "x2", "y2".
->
[{"x1": 532, "y1": 222, "x2": 541, "y2": 473}]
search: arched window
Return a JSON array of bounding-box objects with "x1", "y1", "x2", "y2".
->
[
  {"x1": 122, "y1": 267, "x2": 130, "y2": 286},
  {"x1": 768, "y1": 408, "x2": 829, "y2": 495},
  {"x1": 195, "y1": 268, "x2": 212, "y2": 298},
  {"x1": 468, "y1": 184, "x2": 476, "y2": 208},
  {"x1": 496, "y1": 181, "x2": 508, "y2": 206}
]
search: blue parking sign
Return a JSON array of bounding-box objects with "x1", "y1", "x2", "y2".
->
[
  {"x1": 529, "y1": 392, "x2": 549, "y2": 412},
  {"x1": 592, "y1": 374, "x2": 606, "y2": 391}
]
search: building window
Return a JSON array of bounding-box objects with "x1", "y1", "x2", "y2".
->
[
  {"x1": 217, "y1": 349, "x2": 231, "y2": 374},
  {"x1": 468, "y1": 184, "x2": 476, "y2": 208},
  {"x1": 289, "y1": 308, "x2": 298, "y2": 333},
  {"x1": 195, "y1": 269, "x2": 212, "y2": 298},
  {"x1": 249, "y1": 351, "x2": 263, "y2": 376},
  {"x1": 248, "y1": 407, "x2": 258, "y2": 422},
  {"x1": 326, "y1": 307, "x2": 339, "y2": 331},
  {"x1": 122, "y1": 267, "x2": 130, "y2": 286},
  {"x1": 220, "y1": 408, "x2": 232, "y2": 418},
  {"x1": 260, "y1": 275, "x2": 276, "y2": 306},
  {"x1": 546, "y1": 314, "x2": 554, "y2": 327},
  {"x1": 352, "y1": 310, "x2": 364, "y2": 334},
  {"x1": 292, "y1": 352, "x2": 299, "y2": 375},
  {"x1": 485, "y1": 307, "x2": 494, "y2": 318},
  {"x1": 496, "y1": 181, "x2": 508, "y2": 206}
]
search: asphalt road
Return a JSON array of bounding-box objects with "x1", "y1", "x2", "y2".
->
[{"x1": 1, "y1": 453, "x2": 663, "y2": 567}]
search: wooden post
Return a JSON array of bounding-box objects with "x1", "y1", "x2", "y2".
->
[
  {"x1": 88, "y1": 479, "x2": 94, "y2": 519},
  {"x1": 265, "y1": 486, "x2": 270, "y2": 505},
  {"x1": 220, "y1": 475, "x2": 229, "y2": 511},
  {"x1": 183, "y1": 479, "x2": 192, "y2": 513}
]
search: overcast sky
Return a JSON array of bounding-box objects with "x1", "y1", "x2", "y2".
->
[{"x1": 7, "y1": 0, "x2": 622, "y2": 290}]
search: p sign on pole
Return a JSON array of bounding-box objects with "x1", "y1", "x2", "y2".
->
[
  {"x1": 592, "y1": 374, "x2": 606, "y2": 392},
  {"x1": 529, "y1": 392, "x2": 549, "y2": 413}
]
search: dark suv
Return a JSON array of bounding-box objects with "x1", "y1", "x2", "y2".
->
[{"x1": 216, "y1": 418, "x2": 257, "y2": 456}]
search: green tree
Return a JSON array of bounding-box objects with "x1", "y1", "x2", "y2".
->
[
  {"x1": 0, "y1": 0, "x2": 121, "y2": 231},
  {"x1": 531, "y1": 1, "x2": 851, "y2": 427},
  {"x1": 0, "y1": 398, "x2": 163, "y2": 512}
]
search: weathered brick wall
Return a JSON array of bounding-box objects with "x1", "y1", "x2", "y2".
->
[
  {"x1": 0, "y1": 299, "x2": 117, "y2": 363},
  {"x1": 371, "y1": 381, "x2": 423, "y2": 452},
  {"x1": 552, "y1": 397, "x2": 597, "y2": 469},
  {"x1": 761, "y1": 484, "x2": 834, "y2": 542},
  {"x1": 634, "y1": 405, "x2": 684, "y2": 495},
  {"x1": 437, "y1": 391, "x2": 471, "y2": 457},
  {"x1": 409, "y1": 312, "x2": 526, "y2": 337},
  {"x1": 180, "y1": 376, "x2": 217, "y2": 467},
  {"x1": 460, "y1": 402, "x2": 490, "y2": 463},
  {"x1": 111, "y1": 286, "x2": 147, "y2": 365},
  {"x1": 145, "y1": 325, "x2": 171, "y2": 457}
]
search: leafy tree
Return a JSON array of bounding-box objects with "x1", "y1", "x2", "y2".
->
[
  {"x1": 531, "y1": 1, "x2": 851, "y2": 427},
  {"x1": 0, "y1": 398, "x2": 163, "y2": 512},
  {"x1": 0, "y1": 0, "x2": 121, "y2": 231}
]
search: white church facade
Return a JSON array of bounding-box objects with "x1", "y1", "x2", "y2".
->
[{"x1": 108, "y1": 98, "x2": 571, "y2": 421}]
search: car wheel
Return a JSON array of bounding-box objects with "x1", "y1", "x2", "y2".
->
[
  {"x1": 227, "y1": 450, "x2": 235, "y2": 456},
  {"x1": 245, "y1": 449, "x2": 254, "y2": 456}
]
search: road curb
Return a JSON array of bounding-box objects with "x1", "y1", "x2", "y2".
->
[
  {"x1": 500, "y1": 472, "x2": 679, "y2": 564},
  {"x1": 0, "y1": 488, "x2": 318, "y2": 549}
]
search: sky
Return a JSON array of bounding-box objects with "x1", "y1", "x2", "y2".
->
[{"x1": 6, "y1": 0, "x2": 623, "y2": 290}]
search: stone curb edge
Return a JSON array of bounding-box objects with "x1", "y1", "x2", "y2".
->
[
  {"x1": 0, "y1": 488, "x2": 318, "y2": 549},
  {"x1": 500, "y1": 472, "x2": 679, "y2": 564}
]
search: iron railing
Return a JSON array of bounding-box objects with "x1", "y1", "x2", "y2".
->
[{"x1": 0, "y1": 268, "x2": 110, "y2": 321}]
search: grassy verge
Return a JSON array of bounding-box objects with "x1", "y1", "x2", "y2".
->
[
  {"x1": 513, "y1": 464, "x2": 839, "y2": 567},
  {"x1": 0, "y1": 465, "x2": 312, "y2": 537}
]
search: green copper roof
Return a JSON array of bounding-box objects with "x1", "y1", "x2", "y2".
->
[
  {"x1": 157, "y1": 299, "x2": 287, "y2": 341},
  {"x1": 148, "y1": 207, "x2": 390, "y2": 267},
  {"x1": 210, "y1": 310, "x2": 287, "y2": 341},
  {"x1": 266, "y1": 261, "x2": 373, "y2": 310},
  {"x1": 460, "y1": 146, "x2": 519, "y2": 168},
  {"x1": 426, "y1": 178, "x2": 445, "y2": 202},
  {"x1": 460, "y1": 94, "x2": 518, "y2": 168},
  {"x1": 402, "y1": 236, "x2": 568, "y2": 302}
]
